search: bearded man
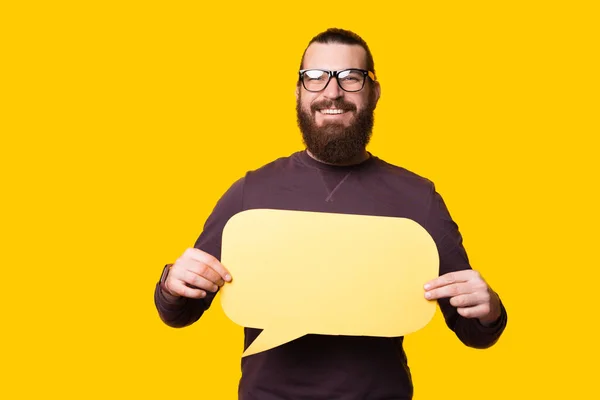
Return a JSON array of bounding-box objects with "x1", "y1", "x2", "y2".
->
[{"x1": 154, "y1": 28, "x2": 507, "y2": 400}]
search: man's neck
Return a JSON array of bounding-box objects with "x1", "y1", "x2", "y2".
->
[{"x1": 305, "y1": 149, "x2": 370, "y2": 166}]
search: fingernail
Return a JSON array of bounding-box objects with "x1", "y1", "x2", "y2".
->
[
  {"x1": 213, "y1": 285, "x2": 218, "y2": 292},
  {"x1": 425, "y1": 292, "x2": 432, "y2": 299},
  {"x1": 225, "y1": 274, "x2": 232, "y2": 281},
  {"x1": 424, "y1": 284, "x2": 431, "y2": 290}
]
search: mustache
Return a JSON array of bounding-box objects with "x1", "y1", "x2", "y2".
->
[{"x1": 310, "y1": 100, "x2": 357, "y2": 113}]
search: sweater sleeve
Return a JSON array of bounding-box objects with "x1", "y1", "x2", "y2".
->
[
  {"x1": 154, "y1": 177, "x2": 245, "y2": 328},
  {"x1": 426, "y1": 186, "x2": 507, "y2": 348}
]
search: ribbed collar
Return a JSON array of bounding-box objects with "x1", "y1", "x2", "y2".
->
[{"x1": 295, "y1": 149, "x2": 377, "y2": 172}]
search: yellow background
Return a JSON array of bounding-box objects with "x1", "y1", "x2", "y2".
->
[{"x1": 1, "y1": 1, "x2": 598, "y2": 399}]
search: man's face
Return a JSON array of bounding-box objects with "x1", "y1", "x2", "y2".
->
[{"x1": 296, "y1": 43, "x2": 381, "y2": 164}]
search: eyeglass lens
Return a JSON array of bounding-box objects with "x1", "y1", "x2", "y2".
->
[{"x1": 302, "y1": 70, "x2": 365, "y2": 92}]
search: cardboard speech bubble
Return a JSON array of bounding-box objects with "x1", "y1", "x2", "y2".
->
[{"x1": 220, "y1": 209, "x2": 439, "y2": 357}]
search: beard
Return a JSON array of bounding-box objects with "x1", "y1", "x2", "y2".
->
[{"x1": 296, "y1": 92, "x2": 376, "y2": 164}]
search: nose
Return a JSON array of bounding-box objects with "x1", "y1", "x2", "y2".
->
[{"x1": 322, "y1": 76, "x2": 343, "y2": 100}]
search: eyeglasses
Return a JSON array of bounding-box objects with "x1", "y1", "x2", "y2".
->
[{"x1": 298, "y1": 69, "x2": 376, "y2": 93}]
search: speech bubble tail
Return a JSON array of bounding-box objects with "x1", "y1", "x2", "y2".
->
[{"x1": 242, "y1": 328, "x2": 304, "y2": 357}]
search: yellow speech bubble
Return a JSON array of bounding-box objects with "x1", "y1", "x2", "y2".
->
[{"x1": 220, "y1": 209, "x2": 439, "y2": 357}]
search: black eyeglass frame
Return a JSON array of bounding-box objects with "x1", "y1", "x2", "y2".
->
[{"x1": 298, "y1": 69, "x2": 376, "y2": 92}]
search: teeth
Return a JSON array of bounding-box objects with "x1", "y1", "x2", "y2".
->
[{"x1": 320, "y1": 109, "x2": 345, "y2": 114}]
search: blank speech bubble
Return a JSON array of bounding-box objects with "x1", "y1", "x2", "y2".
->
[{"x1": 220, "y1": 209, "x2": 439, "y2": 357}]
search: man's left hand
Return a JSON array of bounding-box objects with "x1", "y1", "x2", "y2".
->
[{"x1": 424, "y1": 270, "x2": 501, "y2": 326}]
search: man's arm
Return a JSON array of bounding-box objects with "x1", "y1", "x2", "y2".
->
[
  {"x1": 154, "y1": 177, "x2": 245, "y2": 328},
  {"x1": 425, "y1": 187, "x2": 507, "y2": 349}
]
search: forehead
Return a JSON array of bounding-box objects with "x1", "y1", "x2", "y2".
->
[{"x1": 303, "y1": 43, "x2": 368, "y2": 70}]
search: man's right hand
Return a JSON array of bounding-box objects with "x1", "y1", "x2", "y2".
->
[{"x1": 163, "y1": 248, "x2": 232, "y2": 299}]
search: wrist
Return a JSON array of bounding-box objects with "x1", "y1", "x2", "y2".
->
[
  {"x1": 478, "y1": 291, "x2": 502, "y2": 326},
  {"x1": 159, "y1": 264, "x2": 183, "y2": 303},
  {"x1": 478, "y1": 313, "x2": 501, "y2": 327}
]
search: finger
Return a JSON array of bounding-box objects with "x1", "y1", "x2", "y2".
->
[
  {"x1": 424, "y1": 270, "x2": 480, "y2": 290},
  {"x1": 180, "y1": 270, "x2": 220, "y2": 293},
  {"x1": 425, "y1": 282, "x2": 472, "y2": 300},
  {"x1": 166, "y1": 279, "x2": 206, "y2": 299},
  {"x1": 185, "y1": 248, "x2": 232, "y2": 282},
  {"x1": 178, "y1": 258, "x2": 224, "y2": 285},
  {"x1": 178, "y1": 253, "x2": 225, "y2": 286},
  {"x1": 457, "y1": 303, "x2": 491, "y2": 319},
  {"x1": 449, "y1": 292, "x2": 488, "y2": 308}
]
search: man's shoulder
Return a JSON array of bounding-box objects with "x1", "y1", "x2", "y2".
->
[
  {"x1": 371, "y1": 156, "x2": 435, "y2": 189},
  {"x1": 242, "y1": 151, "x2": 304, "y2": 177},
  {"x1": 217, "y1": 154, "x2": 299, "y2": 196}
]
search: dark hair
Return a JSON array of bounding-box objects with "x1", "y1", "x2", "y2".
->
[{"x1": 299, "y1": 28, "x2": 376, "y2": 78}]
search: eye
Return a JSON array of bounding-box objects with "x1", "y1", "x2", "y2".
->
[
  {"x1": 304, "y1": 70, "x2": 327, "y2": 81},
  {"x1": 338, "y1": 70, "x2": 362, "y2": 82}
]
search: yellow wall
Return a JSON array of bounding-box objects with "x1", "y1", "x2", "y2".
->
[{"x1": 2, "y1": 1, "x2": 597, "y2": 398}]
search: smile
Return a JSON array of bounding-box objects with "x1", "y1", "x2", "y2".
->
[{"x1": 319, "y1": 109, "x2": 347, "y2": 115}]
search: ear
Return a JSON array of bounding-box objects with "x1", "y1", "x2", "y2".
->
[
  {"x1": 295, "y1": 84, "x2": 300, "y2": 101},
  {"x1": 373, "y1": 80, "x2": 381, "y2": 104}
]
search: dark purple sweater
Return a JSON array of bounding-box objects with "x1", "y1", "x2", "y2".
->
[{"x1": 154, "y1": 150, "x2": 507, "y2": 399}]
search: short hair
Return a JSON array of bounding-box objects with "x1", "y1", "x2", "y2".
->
[{"x1": 299, "y1": 28, "x2": 376, "y2": 78}]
